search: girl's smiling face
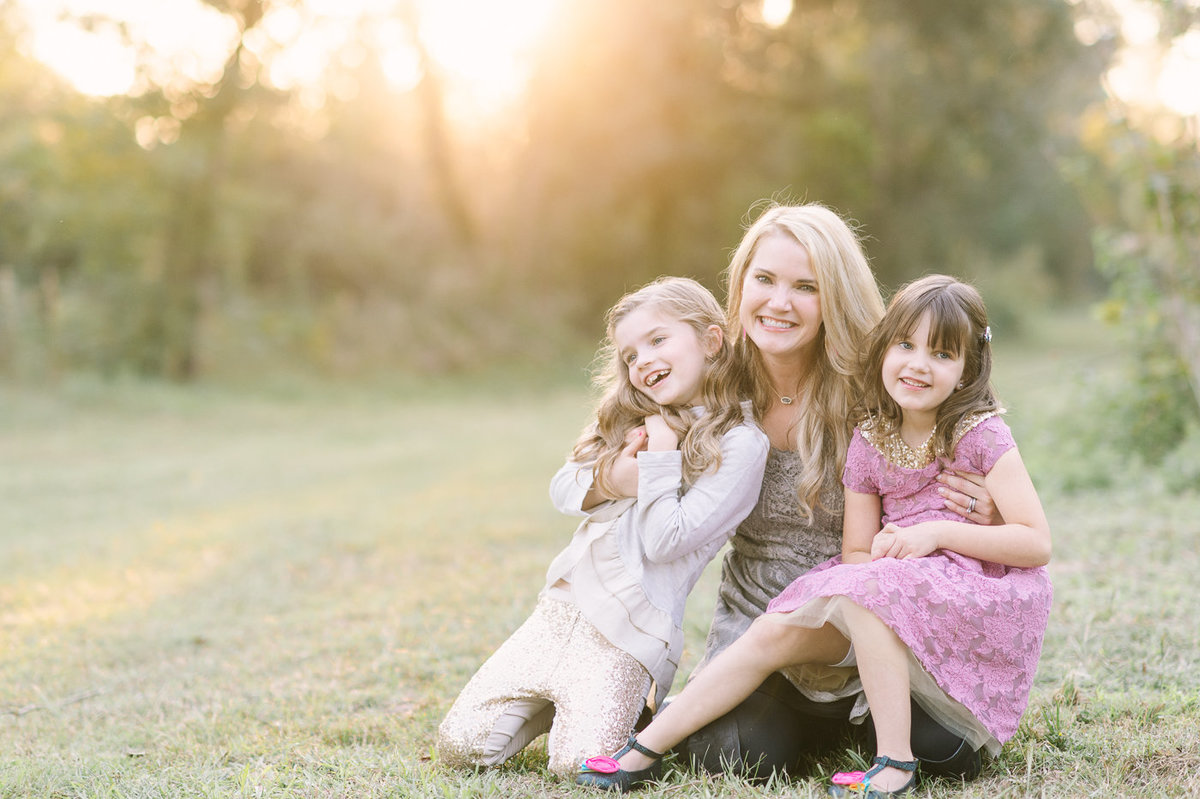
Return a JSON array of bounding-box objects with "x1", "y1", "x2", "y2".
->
[
  {"x1": 881, "y1": 311, "x2": 966, "y2": 430},
  {"x1": 738, "y1": 233, "x2": 823, "y2": 364},
  {"x1": 613, "y1": 305, "x2": 720, "y2": 407}
]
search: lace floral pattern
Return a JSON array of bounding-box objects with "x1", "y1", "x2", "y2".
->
[{"x1": 766, "y1": 416, "x2": 1052, "y2": 747}]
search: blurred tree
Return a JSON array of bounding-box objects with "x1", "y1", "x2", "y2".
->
[
  {"x1": 397, "y1": 1, "x2": 477, "y2": 249},
  {"x1": 122, "y1": 0, "x2": 275, "y2": 379},
  {"x1": 0, "y1": 3, "x2": 158, "y2": 376},
  {"x1": 16, "y1": 0, "x2": 505, "y2": 378},
  {"x1": 0, "y1": 5, "x2": 67, "y2": 374},
  {"x1": 512, "y1": 1, "x2": 756, "y2": 320},
  {"x1": 1072, "y1": 0, "x2": 1200, "y2": 462},
  {"x1": 0, "y1": 0, "x2": 288, "y2": 379},
  {"x1": 0, "y1": 0, "x2": 1118, "y2": 378},
  {"x1": 776, "y1": 0, "x2": 1104, "y2": 292},
  {"x1": 514, "y1": 0, "x2": 1105, "y2": 328}
]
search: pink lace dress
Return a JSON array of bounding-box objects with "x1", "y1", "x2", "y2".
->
[{"x1": 765, "y1": 414, "x2": 1052, "y2": 754}]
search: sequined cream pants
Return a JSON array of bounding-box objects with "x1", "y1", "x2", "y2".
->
[{"x1": 436, "y1": 594, "x2": 651, "y2": 776}]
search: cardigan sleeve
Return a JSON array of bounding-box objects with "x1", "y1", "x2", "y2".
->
[
  {"x1": 549, "y1": 458, "x2": 598, "y2": 518},
  {"x1": 634, "y1": 422, "x2": 769, "y2": 563}
]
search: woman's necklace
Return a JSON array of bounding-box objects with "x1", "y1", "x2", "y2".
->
[{"x1": 769, "y1": 381, "x2": 800, "y2": 406}]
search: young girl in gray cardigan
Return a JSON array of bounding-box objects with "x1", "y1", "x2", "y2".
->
[{"x1": 436, "y1": 277, "x2": 769, "y2": 776}]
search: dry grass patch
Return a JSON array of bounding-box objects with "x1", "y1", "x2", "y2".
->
[{"x1": 1, "y1": 317, "x2": 1197, "y2": 797}]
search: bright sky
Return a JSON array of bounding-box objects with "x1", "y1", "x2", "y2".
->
[
  {"x1": 1081, "y1": 0, "x2": 1200, "y2": 117},
  {"x1": 16, "y1": 0, "x2": 1199, "y2": 121},
  {"x1": 18, "y1": 0, "x2": 228, "y2": 96},
  {"x1": 15, "y1": 0, "x2": 565, "y2": 120}
]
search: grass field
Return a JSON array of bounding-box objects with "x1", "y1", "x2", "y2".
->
[{"x1": 1, "y1": 312, "x2": 1197, "y2": 798}]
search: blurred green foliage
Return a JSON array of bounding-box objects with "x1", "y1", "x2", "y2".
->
[
  {"x1": 0, "y1": 0, "x2": 1109, "y2": 382},
  {"x1": 1093, "y1": 215, "x2": 1199, "y2": 467},
  {"x1": 4, "y1": 0, "x2": 1199, "y2": 471},
  {"x1": 1066, "y1": 0, "x2": 1200, "y2": 466}
]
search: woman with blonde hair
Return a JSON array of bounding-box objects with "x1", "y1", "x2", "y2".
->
[{"x1": 579, "y1": 204, "x2": 998, "y2": 788}]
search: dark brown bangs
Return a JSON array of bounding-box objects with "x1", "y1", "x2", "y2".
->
[
  {"x1": 893, "y1": 287, "x2": 971, "y2": 356},
  {"x1": 928, "y1": 291, "x2": 973, "y2": 356}
]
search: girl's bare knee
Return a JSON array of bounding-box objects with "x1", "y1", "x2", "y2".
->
[
  {"x1": 745, "y1": 614, "x2": 808, "y2": 661},
  {"x1": 747, "y1": 614, "x2": 851, "y2": 665}
]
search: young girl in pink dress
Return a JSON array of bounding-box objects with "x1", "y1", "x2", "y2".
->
[{"x1": 577, "y1": 274, "x2": 1052, "y2": 797}]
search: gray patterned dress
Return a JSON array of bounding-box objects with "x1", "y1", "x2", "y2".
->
[{"x1": 698, "y1": 447, "x2": 845, "y2": 665}]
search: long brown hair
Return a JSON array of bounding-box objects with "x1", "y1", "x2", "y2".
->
[
  {"x1": 572, "y1": 277, "x2": 746, "y2": 494},
  {"x1": 723, "y1": 203, "x2": 885, "y2": 521},
  {"x1": 857, "y1": 274, "x2": 1000, "y2": 456}
]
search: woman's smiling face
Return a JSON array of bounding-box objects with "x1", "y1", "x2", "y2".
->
[{"x1": 738, "y1": 232, "x2": 823, "y2": 364}]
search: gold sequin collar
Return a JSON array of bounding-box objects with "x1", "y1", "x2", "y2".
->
[{"x1": 860, "y1": 411, "x2": 999, "y2": 470}]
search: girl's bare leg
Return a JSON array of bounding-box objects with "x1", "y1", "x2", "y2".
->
[
  {"x1": 841, "y1": 603, "x2": 915, "y2": 792},
  {"x1": 614, "y1": 615, "x2": 850, "y2": 771}
]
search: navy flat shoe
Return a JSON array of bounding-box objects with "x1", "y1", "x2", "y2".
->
[
  {"x1": 575, "y1": 736, "x2": 667, "y2": 792},
  {"x1": 828, "y1": 755, "x2": 918, "y2": 798}
]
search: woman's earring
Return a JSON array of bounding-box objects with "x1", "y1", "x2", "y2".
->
[{"x1": 957, "y1": 381, "x2": 965, "y2": 390}]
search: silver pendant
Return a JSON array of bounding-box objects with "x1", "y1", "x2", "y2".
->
[{"x1": 780, "y1": 396, "x2": 793, "y2": 405}]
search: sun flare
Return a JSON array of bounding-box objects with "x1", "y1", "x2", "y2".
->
[
  {"x1": 25, "y1": 19, "x2": 137, "y2": 96},
  {"x1": 19, "y1": 0, "x2": 236, "y2": 97},
  {"x1": 382, "y1": 0, "x2": 561, "y2": 119},
  {"x1": 18, "y1": 0, "x2": 563, "y2": 123}
]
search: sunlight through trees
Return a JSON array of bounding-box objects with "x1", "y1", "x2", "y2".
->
[{"x1": 0, "y1": 0, "x2": 1196, "y2": 448}]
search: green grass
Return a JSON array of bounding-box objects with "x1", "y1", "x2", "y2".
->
[{"x1": 1, "y1": 310, "x2": 1197, "y2": 797}]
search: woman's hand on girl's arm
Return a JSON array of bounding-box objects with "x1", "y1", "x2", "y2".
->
[
  {"x1": 936, "y1": 468, "x2": 1003, "y2": 525},
  {"x1": 930, "y1": 448, "x2": 1052, "y2": 567}
]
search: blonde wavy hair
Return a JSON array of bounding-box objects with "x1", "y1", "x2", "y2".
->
[
  {"x1": 857, "y1": 274, "x2": 1000, "y2": 456},
  {"x1": 572, "y1": 277, "x2": 746, "y2": 496},
  {"x1": 724, "y1": 203, "x2": 885, "y2": 521}
]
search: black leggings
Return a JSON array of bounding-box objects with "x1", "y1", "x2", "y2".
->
[{"x1": 669, "y1": 673, "x2": 981, "y2": 781}]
